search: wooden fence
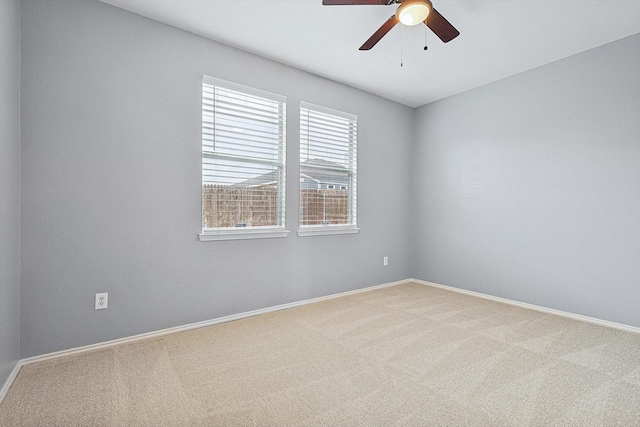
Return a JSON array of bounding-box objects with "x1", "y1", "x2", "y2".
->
[
  {"x1": 300, "y1": 189, "x2": 350, "y2": 226},
  {"x1": 202, "y1": 185, "x2": 349, "y2": 228}
]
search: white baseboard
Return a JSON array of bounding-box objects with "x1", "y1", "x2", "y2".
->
[
  {"x1": 19, "y1": 279, "x2": 412, "y2": 367},
  {"x1": 412, "y1": 279, "x2": 640, "y2": 335},
  {"x1": 0, "y1": 361, "x2": 22, "y2": 405},
  {"x1": 4, "y1": 277, "x2": 638, "y2": 404}
]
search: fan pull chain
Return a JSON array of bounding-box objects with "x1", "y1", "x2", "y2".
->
[
  {"x1": 400, "y1": 24, "x2": 404, "y2": 67},
  {"x1": 424, "y1": 26, "x2": 429, "y2": 51}
]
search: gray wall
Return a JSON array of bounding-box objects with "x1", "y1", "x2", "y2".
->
[
  {"x1": 20, "y1": 0, "x2": 414, "y2": 358},
  {"x1": 0, "y1": 0, "x2": 21, "y2": 385},
  {"x1": 412, "y1": 34, "x2": 640, "y2": 327}
]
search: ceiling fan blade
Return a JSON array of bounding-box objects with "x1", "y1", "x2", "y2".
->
[
  {"x1": 425, "y1": 7, "x2": 459, "y2": 43},
  {"x1": 322, "y1": 0, "x2": 397, "y2": 5},
  {"x1": 360, "y1": 15, "x2": 399, "y2": 50}
]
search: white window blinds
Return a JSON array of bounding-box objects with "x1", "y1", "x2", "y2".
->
[
  {"x1": 202, "y1": 76, "x2": 286, "y2": 232},
  {"x1": 300, "y1": 102, "x2": 357, "y2": 229}
]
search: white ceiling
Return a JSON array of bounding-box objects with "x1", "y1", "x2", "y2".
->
[{"x1": 101, "y1": 0, "x2": 640, "y2": 108}]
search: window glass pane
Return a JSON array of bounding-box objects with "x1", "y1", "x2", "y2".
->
[
  {"x1": 300, "y1": 103, "x2": 357, "y2": 228},
  {"x1": 202, "y1": 77, "x2": 286, "y2": 231}
]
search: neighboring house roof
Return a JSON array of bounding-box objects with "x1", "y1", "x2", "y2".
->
[
  {"x1": 236, "y1": 158, "x2": 350, "y2": 187},
  {"x1": 233, "y1": 171, "x2": 279, "y2": 187},
  {"x1": 301, "y1": 159, "x2": 350, "y2": 187}
]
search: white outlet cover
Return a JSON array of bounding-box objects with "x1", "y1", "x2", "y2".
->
[{"x1": 95, "y1": 292, "x2": 108, "y2": 310}]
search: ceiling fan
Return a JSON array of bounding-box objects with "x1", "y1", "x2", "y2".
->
[{"x1": 322, "y1": 0, "x2": 460, "y2": 50}]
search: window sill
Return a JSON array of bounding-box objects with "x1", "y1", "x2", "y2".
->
[
  {"x1": 297, "y1": 226, "x2": 360, "y2": 237},
  {"x1": 199, "y1": 228, "x2": 290, "y2": 242}
]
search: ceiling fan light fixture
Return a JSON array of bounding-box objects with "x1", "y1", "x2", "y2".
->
[{"x1": 397, "y1": 0, "x2": 431, "y2": 27}]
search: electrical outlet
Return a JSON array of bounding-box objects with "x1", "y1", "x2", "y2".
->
[
  {"x1": 95, "y1": 292, "x2": 108, "y2": 310},
  {"x1": 383, "y1": 256, "x2": 389, "y2": 266}
]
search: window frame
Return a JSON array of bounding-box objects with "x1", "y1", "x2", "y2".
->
[
  {"x1": 298, "y1": 102, "x2": 359, "y2": 237},
  {"x1": 199, "y1": 76, "x2": 289, "y2": 242}
]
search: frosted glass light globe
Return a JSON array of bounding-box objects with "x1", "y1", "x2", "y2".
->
[{"x1": 398, "y1": 1, "x2": 430, "y2": 27}]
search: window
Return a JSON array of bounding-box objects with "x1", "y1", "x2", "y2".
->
[
  {"x1": 199, "y1": 76, "x2": 288, "y2": 241},
  {"x1": 299, "y1": 102, "x2": 358, "y2": 237}
]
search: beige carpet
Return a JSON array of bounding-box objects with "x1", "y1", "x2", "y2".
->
[{"x1": 1, "y1": 281, "x2": 640, "y2": 426}]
